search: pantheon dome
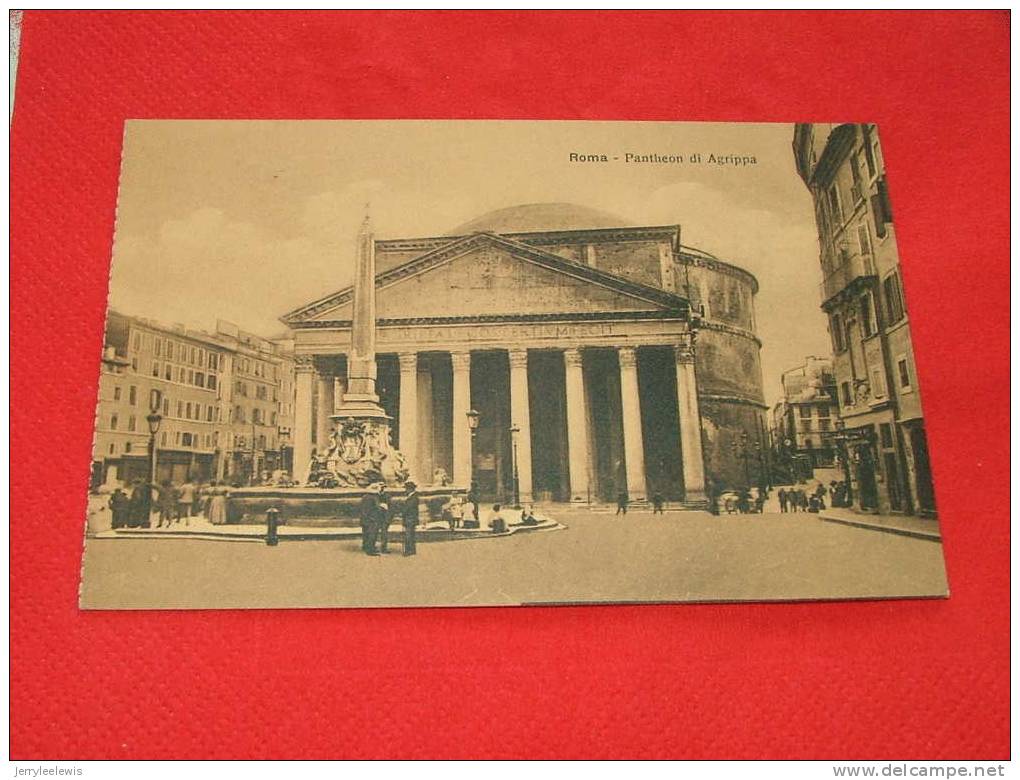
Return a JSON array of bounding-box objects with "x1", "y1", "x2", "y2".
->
[{"x1": 447, "y1": 202, "x2": 636, "y2": 235}]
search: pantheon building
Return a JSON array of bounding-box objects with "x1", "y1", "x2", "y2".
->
[{"x1": 282, "y1": 203, "x2": 767, "y2": 505}]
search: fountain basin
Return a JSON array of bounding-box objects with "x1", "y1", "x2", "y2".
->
[{"x1": 225, "y1": 485, "x2": 466, "y2": 527}]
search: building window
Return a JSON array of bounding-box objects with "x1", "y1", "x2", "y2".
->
[
  {"x1": 207, "y1": 375, "x2": 217, "y2": 391},
  {"x1": 182, "y1": 432, "x2": 192, "y2": 447},
  {"x1": 863, "y1": 126, "x2": 877, "y2": 178},
  {"x1": 850, "y1": 152, "x2": 864, "y2": 204},
  {"x1": 857, "y1": 223, "x2": 871, "y2": 256},
  {"x1": 828, "y1": 184, "x2": 843, "y2": 225},
  {"x1": 841, "y1": 382, "x2": 852, "y2": 407},
  {"x1": 798, "y1": 406, "x2": 811, "y2": 419},
  {"x1": 125, "y1": 442, "x2": 132, "y2": 453},
  {"x1": 133, "y1": 333, "x2": 141, "y2": 352},
  {"x1": 177, "y1": 401, "x2": 183, "y2": 418},
  {"x1": 207, "y1": 406, "x2": 214, "y2": 422},
  {"x1": 131, "y1": 357, "x2": 138, "y2": 371},
  {"x1": 196, "y1": 371, "x2": 205, "y2": 387},
  {"x1": 129, "y1": 386, "x2": 137, "y2": 406},
  {"x1": 897, "y1": 358, "x2": 912, "y2": 391},
  {"x1": 152, "y1": 362, "x2": 160, "y2": 378},
  {"x1": 161, "y1": 431, "x2": 167, "y2": 446},
  {"x1": 871, "y1": 176, "x2": 893, "y2": 238},
  {"x1": 871, "y1": 368, "x2": 887, "y2": 399},
  {"x1": 113, "y1": 386, "x2": 122, "y2": 401},
  {"x1": 830, "y1": 313, "x2": 845, "y2": 352},
  {"x1": 186, "y1": 402, "x2": 192, "y2": 419},
  {"x1": 819, "y1": 419, "x2": 831, "y2": 431},
  {"x1": 860, "y1": 293, "x2": 876, "y2": 337},
  {"x1": 110, "y1": 414, "x2": 118, "y2": 430},
  {"x1": 165, "y1": 365, "x2": 172, "y2": 381},
  {"x1": 128, "y1": 415, "x2": 136, "y2": 432},
  {"x1": 880, "y1": 423, "x2": 894, "y2": 449},
  {"x1": 883, "y1": 272, "x2": 905, "y2": 324},
  {"x1": 162, "y1": 397, "x2": 170, "y2": 416}
]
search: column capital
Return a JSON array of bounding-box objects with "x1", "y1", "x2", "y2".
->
[
  {"x1": 294, "y1": 354, "x2": 316, "y2": 373},
  {"x1": 398, "y1": 352, "x2": 418, "y2": 372},
  {"x1": 674, "y1": 336, "x2": 696, "y2": 364},
  {"x1": 450, "y1": 350, "x2": 471, "y2": 372},
  {"x1": 618, "y1": 345, "x2": 638, "y2": 369},
  {"x1": 508, "y1": 348, "x2": 529, "y2": 369},
  {"x1": 563, "y1": 347, "x2": 584, "y2": 369}
]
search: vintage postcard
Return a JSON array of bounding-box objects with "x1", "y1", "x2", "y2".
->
[{"x1": 79, "y1": 120, "x2": 947, "y2": 609}]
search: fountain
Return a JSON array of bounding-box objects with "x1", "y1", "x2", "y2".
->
[{"x1": 226, "y1": 213, "x2": 463, "y2": 526}]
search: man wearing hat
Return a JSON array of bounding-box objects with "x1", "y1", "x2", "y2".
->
[
  {"x1": 400, "y1": 480, "x2": 420, "y2": 556},
  {"x1": 359, "y1": 483, "x2": 384, "y2": 556}
]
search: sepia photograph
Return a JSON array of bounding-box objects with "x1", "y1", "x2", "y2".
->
[{"x1": 79, "y1": 119, "x2": 948, "y2": 609}]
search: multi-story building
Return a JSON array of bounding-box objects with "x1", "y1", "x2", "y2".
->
[
  {"x1": 793, "y1": 123, "x2": 936, "y2": 516},
  {"x1": 770, "y1": 356, "x2": 838, "y2": 479},
  {"x1": 93, "y1": 311, "x2": 230, "y2": 488},
  {"x1": 212, "y1": 321, "x2": 295, "y2": 483},
  {"x1": 91, "y1": 312, "x2": 296, "y2": 490}
]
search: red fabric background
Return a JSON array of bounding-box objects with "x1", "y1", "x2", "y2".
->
[{"x1": 9, "y1": 11, "x2": 1010, "y2": 759}]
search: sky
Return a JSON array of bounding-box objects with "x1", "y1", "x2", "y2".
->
[{"x1": 109, "y1": 120, "x2": 831, "y2": 407}]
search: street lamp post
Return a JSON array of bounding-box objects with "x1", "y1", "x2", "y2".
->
[
  {"x1": 145, "y1": 389, "x2": 164, "y2": 524},
  {"x1": 466, "y1": 408, "x2": 480, "y2": 485},
  {"x1": 509, "y1": 423, "x2": 521, "y2": 509},
  {"x1": 834, "y1": 419, "x2": 854, "y2": 505}
]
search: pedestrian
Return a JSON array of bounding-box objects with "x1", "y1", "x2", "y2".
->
[
  {"x1": 520, "y1": 505, "x2": 539, "y2": 526},
  {"x1": 616, "y1": 490, "x2": 629, "y2": 515},
  {"x1": 108, "y1": 488, "x2": 129, "y2": 529},
  {"x1": 808, "y1": 494, "x2": 821, "y2": 513},
  {"x1": 736, "y1": 488, "x2": 751, "y2": 514},
  {"x1": 156, "y1": 480, "x2": 178, "y2": 528},
  {"x1": 177, "y1": 479, "x2": 195, "y2": 524},
  {"x1": 191, "y1": 481, "x2": 205, "y2": 517},
  {"x1": 127, "y1": 479, "x2": 152, "y2": 528},
  {"x1": 778, "y1": 488, "x2": 788, "y2": 513},
  {"x1": 706, "y1": 478, "x2": 719, "y2": 516},
  {"x1": 446, "y1": 496, "x2": 464, "y2": 530},
  {"x1": 207, "y1": 481, "x2": 229, "y2": 525},
  {"x1": 359, "y1": 484, "x2": 381, "y2": 556},
  {"x1": 651, "y1": 491, "x2": 665, "y2": 515},
  {"x1": 466, "y1": 483, "x2": 480, "y2": 527},
  {"x1": 377, "y1": 486, "x2": 392, "y2": 554},
  {"x1": 401, "y1": 481, "x2": 420, "y2": 556},
  {"x1": 488, "y1": 504, "x2": 507, "y2": 533}
]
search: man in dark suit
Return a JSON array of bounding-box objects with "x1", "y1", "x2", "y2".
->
[
  {"x1": 401, "y1": 481, "x2": 420, "y2": 556},
  {"x1": 359, "y1": 485, "x2": 382, "y2": 556}
]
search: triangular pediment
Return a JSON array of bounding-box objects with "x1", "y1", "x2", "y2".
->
[{"x1": 282, "y1": 233, "x2": 687, "y2": 326}]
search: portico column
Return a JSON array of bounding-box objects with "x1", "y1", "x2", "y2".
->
[
  {"x1": 398, "y1": 352, "x2": 418, "y2": 479},
  {"x1": 451, "y1": 350, "x2": 472, "y2": 487},
  {"x1": 293, "y1": 356, "x2": 315, "y2": 484},
  {"x1": 508, "y1": 348, "x2": 533, "y2": 505},
  {"x1": 315, "y1": 369, "x2": 334, "y2": 450},
  {"x1": 563, "y1": 348, "x2": 590, "y2": 503},
  {"x1": 675, "y1": 338, "x2": 706, "y2": 500},
  {"x1": 618, "y1": 346, "x2": 647, "y2": 503}
]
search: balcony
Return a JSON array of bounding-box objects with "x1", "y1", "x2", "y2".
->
[{"x1": 819, "y1": 249, "x2": 876, "y2": 305}]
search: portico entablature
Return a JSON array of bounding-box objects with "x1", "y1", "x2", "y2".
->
[{"x1": 292, "y1": 315, "x2": 693, "y2": 357}]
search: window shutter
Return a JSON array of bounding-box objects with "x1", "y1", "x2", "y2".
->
[
  {"x1": 877, "y1": 177, "x2": 893, "y2": 223},
  {"x1": 871, "y1": 192, "x2": 887, "y2": 238}
]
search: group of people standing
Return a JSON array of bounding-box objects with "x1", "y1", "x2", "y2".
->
[
  {"x1": 358, "y1": 481, "x2": 420, "y2": 556},
  {"x1": 777, "y1": 482, "x2": 834, "y2": 513},
  {"x1": 107, "y1": 478, "x2": 230, "y2": 529}
]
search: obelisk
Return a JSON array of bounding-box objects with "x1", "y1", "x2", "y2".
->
[{"x1": 335, "y1": 212, "x2": 387, "y2": 419}]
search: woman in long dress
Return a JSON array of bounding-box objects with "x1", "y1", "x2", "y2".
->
[{"x1": 207, "y1": 481, "x2": 229, "y2": 525}]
